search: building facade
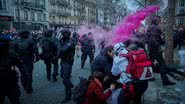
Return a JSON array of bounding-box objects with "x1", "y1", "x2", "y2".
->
[
  {"x1": 0, "y1": 0, "x2": 14, "y2": 31},
  {"x1": 96, "y1": 0, "x2": 104, "y2": 26},
  {"x1": 12, "y1": 0, "x2": 49, "y2": 31},
  {"x1": 84, "y1": 0, "x2": 96, "y2": 25},
  {"x1": 48, "y1": 0, "x2": 97, "y2": 31},
  {"x1": 96, "y1": 0, "x2": 116, "y2": 29},
  {"x1": 176, "y1": 0, "x2": 185, "y2": 26},
  {"x1": 48, "y1": 0, "x2": 71, "y2": 28}
]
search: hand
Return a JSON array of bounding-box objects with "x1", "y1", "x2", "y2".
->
[
  {"x1": 104, "y1": 76, "x2": 109, "y2": 82},
  {"x1": 110, "y1": 84, "x2": 116, "y2": 90},
  {"x1": 92, "y1": 49, "x2": 95, "y2": 53},
  {"x1": 36, "y1": 56, "x2": 40, "y2": 62}
]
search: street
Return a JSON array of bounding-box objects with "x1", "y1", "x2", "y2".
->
[
  {"x1": 5, "y1": 52, "x2": 91, "y2": 104},
  {"x1": 4, "y1": 51, "x2": 185, "y2": 104}
]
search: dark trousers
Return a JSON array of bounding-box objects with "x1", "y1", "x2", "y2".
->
[
  {"x1": 44, "y1": 58, "x2": 58, "y2": 80},
  {"x1": 81, "y1": 51, "x2": 94, "y2": 68},
  {"x1": 0, "y1": 70, "x2": 21, "y2": 104},
  {"x1": 118, "y1": 81, "x2": 148, "y2": 104},
  {"x1": 17, "y1": 63, "x2": 33, "y2": 92},
  {"x1": 60, "y1": 61, "x2": 74, "y2": 99},
  {"x1": 149, "y1": 51, "x2": 171, "y2": 84}
]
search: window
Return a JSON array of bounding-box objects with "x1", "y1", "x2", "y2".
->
[
  {"x1": 0, "y1": 0, "x2": 7, "y2": 10},
  {"x1": 38, "y1": 13, "x2": 42, "y2": 21},
  {"x1": 40, "y1": 0, "x2": 45, "y2": 9},
  {"x1": 24, "y1": 11, "x2": 29, "y2": 20},
  {"x1": 35, "y1": 0, "x2": 39, "y2": 8},
  {"x1": 180, "y1": 0, "x2": 185, "y2": 6},
  {"x1": 43, "y1": 14, "x2": 46, "y2": 21},
  {"x1": 180, "y1": 9, "x2": 185, "y2": 14},
  {"x1": 15, "y1": 9, "x2": 19, "y2": 19},
  {"x1": 52, "y1": 16, "x2": 55, "y2": 23},
  {"x1": 31, "y1": 12, "x2": 35, "y2": 21}
]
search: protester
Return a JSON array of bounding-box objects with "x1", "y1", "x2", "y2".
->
[
  {"x1": 81, "y1": 71, "x2": 115, "y2": 104},
  {"x1": 146, "y1": 17, "x2": 176, "y2": 86},
  {"x1": 112, "y1": 43, "x2": 150, "y2": 104},
  {"x1": 91, "y1": 45, "x2": 114, "y2": 76}
]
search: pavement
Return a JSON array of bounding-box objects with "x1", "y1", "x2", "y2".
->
[{"x1": 4, "y1": 51, "x2": 185, "y2": 104}]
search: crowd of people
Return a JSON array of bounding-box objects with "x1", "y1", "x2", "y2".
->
[{"x1": 0, "y1": 17, "x2": 185, "y2": 104}]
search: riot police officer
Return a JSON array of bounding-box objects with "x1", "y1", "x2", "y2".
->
[
  {"x1": 80, "y1": 32, "x2": 95, "y2": 69},
  {"x1": 14, "y1": 31, "x2": 39, "y2": 93},
  {"x1": 0, "y1": 33, "x2": 21, "y2": 104},
  {"x1": 58, "y1": 30, "x2": 75, "y2": 103},
  {"x1": 40, "y1": 30, "x2": 59, "y2": 82}
]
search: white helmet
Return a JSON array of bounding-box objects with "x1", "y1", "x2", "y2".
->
[{"x1": 114, "y1": 43, "x2": 128, "y2": 55}]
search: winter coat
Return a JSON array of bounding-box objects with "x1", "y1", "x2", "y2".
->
[
  {"x1": 14, "y1": 38, "x2": 39, "y2": 63},
  {"x1": 40, "y1": 37, "x2": 58, "y2": 60},
  {"x1": 111, "y1": 47, "x2": 132, "y2": 84},
  {"x1": 81, "y1": 79, "x2": 112, "y2": 104},
  {"x1": 91, "y1": 50, "x2": 113, "y2": 76},
  {"x1": 80, "y1": 37, "x2": 95, "y2": 53},
  {"x1": 146, "y1": 25, "x2": 164, "y2": 53},
  {"x1": 58, "y1": 39, "x2": 75, "y2": 63}
]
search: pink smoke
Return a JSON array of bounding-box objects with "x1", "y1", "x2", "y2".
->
[
  {"x1": 77, "y1": 25, "x2": 113, "y2": 47},
  {"x1": 113, "y1": 5, "x2": 159, "y2": 44}
]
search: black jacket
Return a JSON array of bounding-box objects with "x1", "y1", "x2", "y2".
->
[
  {"x1": 14, "y1": 38, "x2": 39, "y2": 63},
  {"x1": 146, "y1": 25, "x2": 165, "y2": 52},
  {"x1": 58, "y1": 39, "x2": 75, "y2": 63},
  {"x1": 91, "y1": 49, "x2": 113, "y2": 76}
]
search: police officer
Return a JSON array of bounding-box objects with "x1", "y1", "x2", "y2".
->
[
  {"x1": 14, "y1": 31, "x2": 39, "y2": 93},
  {"x1": 0, "y1": 33, "x2": 21, "y2": 104},
  {"x1": 40, "y1": 30, "x2": 59, "y2": 82},
  {"x1": 80, "y1": 32, "x2": 95, "y2": 69},
  {"x1": 58, "y1": 30, "x2": 75, "y2": 103}
]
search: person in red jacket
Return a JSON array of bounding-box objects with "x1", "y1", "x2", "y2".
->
[{"x1": 81, "y1": 71, "x2": 115, "y2": 104}]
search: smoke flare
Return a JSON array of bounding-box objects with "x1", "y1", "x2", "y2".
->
[{"x1": 113, "y1": 5, "x2": 159, "y2": 44}]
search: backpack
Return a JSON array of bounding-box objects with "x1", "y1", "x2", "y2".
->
[
  {"x1": 72, "y1": 77, "x2": 89, "y2": 104},
  {"x1": 16, "y1": 39, "x2": 33, "y2": 55},
  {"x1": 126, "y1": 49, "x2": 154, "y2": 81},
  {"x1": 41, "y1": 38, "x2": 56, "y2": 53}
]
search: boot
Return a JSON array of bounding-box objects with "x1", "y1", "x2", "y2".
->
[
  {"x1": 163, "y1": 81, "x2": 176, "y2": 86},
  {"x1": 61, "y1": 88, "x2": 71, "y2": 103},
  {"x1": 52, "y1": 77, "x2": 57, "y2": 82}
]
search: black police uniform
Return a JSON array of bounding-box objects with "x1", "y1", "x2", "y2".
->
[
  {"x1": 58, "y1": 30, "x2": 75, "y2": 103},
  {"x1": 14, "y1": 31, "x2": 39, "y2": 93},
  {"x1": 40, "y1": 31, "x2": 59, "y2": 81},
  {"x1": 80, "y1": 36, "x2": 95, "y2": 69}
]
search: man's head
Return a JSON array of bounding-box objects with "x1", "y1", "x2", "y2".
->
[
  {"x1": 104, "y1": 45, "x2": 114, "y2": 58},
  {"x1": 82, "y1": 34, "x2": 87, "y2": 38},
  {"x1": 127, "y1": 44, "x2": 138, "y2": 51},
  {"x1": 151, "y1": 16, "x2": 160, "y2": 26},
  {"x1": 61, "y1": 30, "x2": 71, "y2": 40},
  {"x1": 91, "y1": 71, "x2": 105, "y2": 84},
  {"x1": 19, "y1": 31, "x2": 30, "y2": 39},
  {"x1": 88, "y1": 32, "x2": 93, "y2": 38},
  {"x1": 114, "y1": 43, "x2": 128, "y2": 56},
  {"x1": 44, "y1": 30, "x2": 54, "y2": 37},
  {"x1": 88, "y1": 32, "x2": 93, "y2": 36}
]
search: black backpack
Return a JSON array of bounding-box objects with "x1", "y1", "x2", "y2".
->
[
  {"x1": 72, "y1": 77, "x2": 89, "y2": 104},
  {"x1": 41, "y1": 38, "x2": 55, "y2": 53},
  {"x1": 15, "y1": 39, "x2": 33, "y2": 56}
]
